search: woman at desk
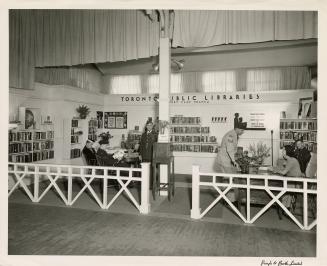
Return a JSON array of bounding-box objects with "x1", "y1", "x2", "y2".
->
[{"x1": 270, "y1": 145, "x2": 303, "y2": 209}]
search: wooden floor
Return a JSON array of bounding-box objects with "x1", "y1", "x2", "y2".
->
[{"x1": 8, "y1": 202, "x2": 316, "y2": 256}]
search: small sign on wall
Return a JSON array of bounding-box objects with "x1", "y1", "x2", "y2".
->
[
  {"x1": 234, "y1": 112, "x2": 266, "y2": 130},
  {"x1": 211, "y1": 117, "x2": 227, "y2": 123}
]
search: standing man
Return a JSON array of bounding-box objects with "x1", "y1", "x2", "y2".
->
[
  {"x1": 139, "y1": 121, "x2": 158, "y2": 189},
  {"x1": 294, "y1": 138, "x2": 311, "y2": 175},
  {"x1": 216, "y1": 122, "x2": 247, "y2": 207},
  {"x1": 139, "y1": 121, "x2": 158, "y2": 163}
]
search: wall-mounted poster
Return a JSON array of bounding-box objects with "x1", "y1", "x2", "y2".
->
[
  {"x1": 115, "y1": 112, "x2": 127, "y2": 129},
  {"x1": 18, "y1": 107, "x2": 41, "y2": 130},
  {"x1": 298, "y1": 97, "x2": 313, "y2": 118},
  {"x1": 108, "y1": 113, "x2": 116, "y2": 128},
  {"x1": 101, "y1": 111, "x2": 127, "y2": 129}
]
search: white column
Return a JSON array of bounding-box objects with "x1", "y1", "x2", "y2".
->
[
  {"x1": 158, "y1": 36, "x2": 171, "y2": 196},
  {"x1": 140, "y1": 162, "x2": 151, "y2": 214}
]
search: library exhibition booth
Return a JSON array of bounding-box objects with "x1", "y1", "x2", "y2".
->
[{"x1": 7, "y1": 9, "x2": 319, "y2": 257}]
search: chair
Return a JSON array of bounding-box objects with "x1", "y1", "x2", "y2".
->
[{"x1": 152, "y1": 143, "x2": 175, "y2": 201}]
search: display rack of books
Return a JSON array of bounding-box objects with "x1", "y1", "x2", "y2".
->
[
  {"x1": 279, "y1": 118, "x2": 317, "y2": 152},
  {"x1": 127, "y1": 129, "x2": 142, "y2": 150},
  {"x1": 170, "y1": 115, "x2": 218, "y2": 153},
  {"x1": 70, "y1": 119, "x2": 84, "y2": 159},
  {"x1": 8, "y1": 125, "x2": 55, "y2": 163},
  {"x1": 88, "y1": 118, "x2": 98, "y2": 142}
]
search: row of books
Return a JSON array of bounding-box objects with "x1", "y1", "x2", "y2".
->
[
  {"x1": 172, "y1": 144, "x2": 218, "y2": 153},
  {"x1": 71, "y1": 120, "x2": 79, "y2": 128},
  {"x1": 170, "y1": 135, "x2": 217, "y2": 143},
  {"x1": 9, "y1": 131, "x2": 33, "y2": 141},
  {"x1": 88, "y1": 134, "x2": 97, "y2": 142},
  {"x1": 88, "y1": 119, "x2": 97, "y2": 128},
  {"x1": 170, "y1": 116, "x2": 201, "y2": 124},
  {"x1": 128, "y1": 132, "x2": 142, "y2": 142},
  {"x1": 70, "y1": 148, "x2": 81, "y2": 159},
  {"x1": 71, "y1": 135, "x2": 80, "y2": 144},
  {"x1": 34, "y1": 131, "x2": 54, "y2": 140},
  {"x1": 170, "y1": 126, "x2": 201, "y2": 134},
  {"x1": 9, "y1": 131, "x2": 54, "y2": 141},
  {"x1": 280, "y1": 141, "x2": 317, "y2": 152},
  {"x1": 9, "y1": 140, "x2": 55, "y2": 154},
  {"x1": 9, "y1": 142, "x2": 33, "y2": 154},
  {"x1": 71, "y1": 128, "x2": 83, "y2": 135},
  {"x1": 280, "y1": 121, "x2": 317, "y2": 130},
  {"x1": 9, "y1": 150, "x2": 54, "y2": 163},
  {"x1": 280, "y1": 131, "x2": 317, "y2": 142},
  {"x1": 88, "y1": 127, "x2": 97, "y2": 134},
  {"x1": 33, "y1": 140, "x2": 54, "y2": 151}
]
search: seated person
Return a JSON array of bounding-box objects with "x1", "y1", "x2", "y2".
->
[
  {"x1": 82, "y1": 140, "x2": 98, "y2": 165},
  {"x1": 294, "y1": 138, "x2": 311, "y2": 175},
  {"x1": 270, "y1": 145, "x2": 303, "y2": 210}
]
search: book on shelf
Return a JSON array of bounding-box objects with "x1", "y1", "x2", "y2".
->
[{"x1": 70, "y1": 148, "x2": 81, "y2": 159}]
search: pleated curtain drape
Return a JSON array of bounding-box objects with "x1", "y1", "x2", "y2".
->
[
  {"x1": 172, "y1": 10, "x2": 317, "y2": 47},
  {"x1": 9, "y1": 9, "x2": 160, "y2": 90},
  {"x1": 35, "y1": 65, "x2": 104, "y2": 94},
  {"x1": 104, "y1": 66, "x2": 310, "y2": 94}
]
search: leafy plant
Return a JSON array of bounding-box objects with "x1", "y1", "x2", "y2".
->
[
  {"x1": 76, "y1": 105, "x2": 90, "y2": 119},
  {"x1": 248, "y1": 142, "x2": 271, "y2": 165}
]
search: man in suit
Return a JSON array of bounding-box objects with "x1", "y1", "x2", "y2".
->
[{"x1": 139, "y1": 121, "x2": 158, "y2": 163}]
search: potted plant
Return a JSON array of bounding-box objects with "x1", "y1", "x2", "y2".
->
[
  {"x1": 248, "y1": 141, "x2": 271, "y2": 167},
  {"x1": 76, "y1": 105, "x2": 90, "y2": 119}
]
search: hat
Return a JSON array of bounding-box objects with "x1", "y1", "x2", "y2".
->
[{"x1": 236, "y1": 122, "x2": 247, "y2": 130}]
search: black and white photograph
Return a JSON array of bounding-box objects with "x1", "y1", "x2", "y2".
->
[{"x1": 2, "y1": 1, "x2": 327, "y2": 266}]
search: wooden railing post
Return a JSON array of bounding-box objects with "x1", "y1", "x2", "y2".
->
[
  {"x1": 140, "y1": 162, "x2": 150, "y2": 214},
  {"x1": 191, "y1": 165, "x2": 201, "y2": 219},
  {"x1": 102, "y1": 167, "x2": 108, "y2": 209},
  {"x1": 68, "y1": 167, "x2": 72, "y2": 205},
  {"x1": 33, "y1": 166, "x2": 39, "y2": 202},
  {"x1": 246, "y1": 176, "x2": 250, "y2": 223},
  {"x1": 303, "y1": 181, "x2": 308, "y2": 229}
]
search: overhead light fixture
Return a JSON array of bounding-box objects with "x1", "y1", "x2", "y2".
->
[{"x1": 151, "y1": 58, "x2": 185, "y2": 72}]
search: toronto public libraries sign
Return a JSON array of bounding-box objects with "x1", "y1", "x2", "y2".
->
[{"x1": 113, "y1": 90, "x2": 313, "y2": 105}]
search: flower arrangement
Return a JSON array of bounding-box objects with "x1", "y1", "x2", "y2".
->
[
  {"x1": 248, "y1": 141, "x2": 271, "y2": 166},
  {"x1": 76, "y1": 105, "x2": 90, "y2": 119},
  {"x1": 159, "y1": 120, "x2": 169, "y2": 134}
]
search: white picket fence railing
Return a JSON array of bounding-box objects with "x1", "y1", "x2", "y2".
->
[
  {"x1": 191, "y1": 165, "x2": 317, "y2": 231},
  {"x1": 8, "y1": 162, "x2": 151, "y2": 214}
]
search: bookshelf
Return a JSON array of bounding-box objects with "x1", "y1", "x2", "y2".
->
[
  {"x1": 170, "y1": 116, "x2": 218, "y2": 153},
  {"x1": 279, "y1": 118, "x2": 317, "y2": 152},
  {"x1": 8, "y1": 125, "x2": 55, "y2": 163},
  {"x1": 63, "y1": 118, "x2": 88, "y2": 160},
  {"x1": 88, "y1": 118, "x2": 98, "y2": 142},
  {"x1": 127, "y1": 130, "x2": 142, "y2": 150}
]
